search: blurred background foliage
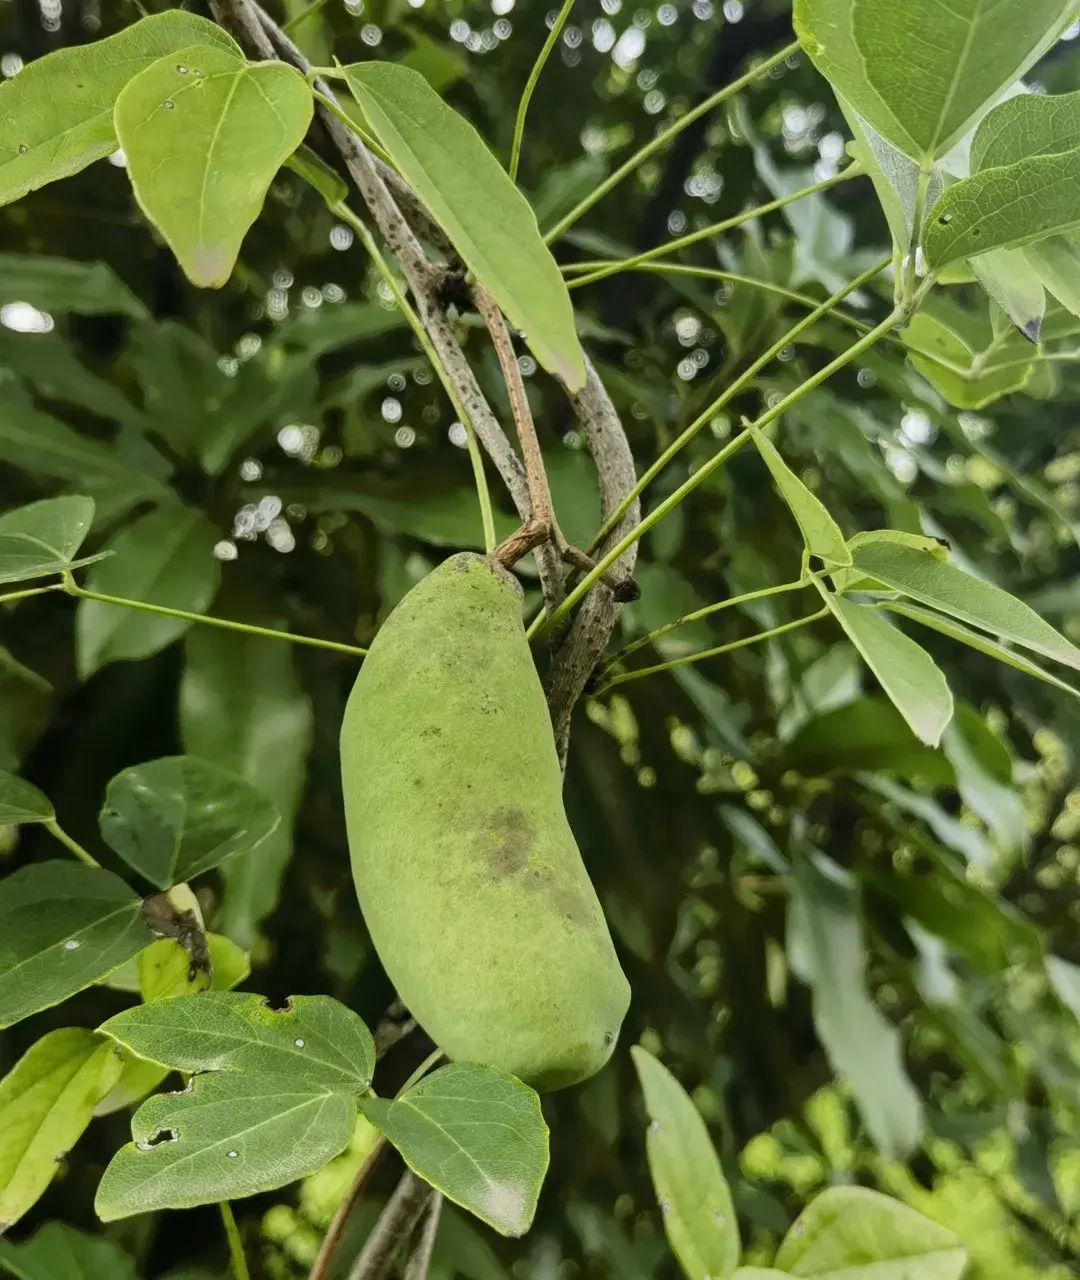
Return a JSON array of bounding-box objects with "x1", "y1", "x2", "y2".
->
[{"x1": 2, "y1": 0, "x2": 1080, "y2": 1276}]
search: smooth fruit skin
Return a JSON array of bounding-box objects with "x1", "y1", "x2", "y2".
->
[{"x1": 340, "y1": 553, "x2": 630, "y2": 1091}]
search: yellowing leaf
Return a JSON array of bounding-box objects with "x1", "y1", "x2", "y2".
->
[
  {"x1": 342, "y1": 62, "x2": 585, "y2": 391},
  {"x1": 630, "y1": 1047, "x2": 739, "y2": 1280},
  {"x1": 115, "y1": 45, "x2": 312, "y2": 288},
  {"x1": 0, "y1": 12, "x2": 239, "y2": 207},
  {"x1": 0, "y1": 1028, "x2": 122, "y2": 1229}
]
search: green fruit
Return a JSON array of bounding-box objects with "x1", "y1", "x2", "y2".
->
[{"x1": 340, "y1": 553, "x2": 630, "y2": 1090}]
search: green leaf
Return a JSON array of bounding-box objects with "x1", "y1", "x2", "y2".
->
[
  {"x1": 362, "y1": 1062, "x2": 549, "y2": 1237},
  {"x1": 0, "y1": 404, "x2": 166, "y2": 494},
  {"x1": 824, "y1": 596, "x2": 953, "y2": 746},
  {"x1": 92, "y1": 1052, "x2": 170, "y2": 1120},
  {"x1": 789, "y1": 849, "x2": 923, "y2": 1157},
  {"x1": 832, "y1": 528, "x2": 947, "y2": 592},
  {"x1": 0, "y1": 1221, "x2": 139, "y2": 1280},
  {"x1": 0, "y1": 12, "x2": 240, "y2": 207},
  {"x1": 0, "y1": 495, "x2": 96, "y2": 586},
  {"x1": 863, "y1": 774, "x2": 992, "y2": 867},
  {"x1": 285, "y1": 143, "x2": 348, "y2": 205},
  {"x1": 95, "y1": 1072, "x2": 357, "y2": 1220},
  {"x1": 849, "y1": 541, "x2": 1080, "y2": 671},
  {"x1": 942, "y1": 716, "x2": 1025, "y2": 857},
  {"x1": 0, "y1": 1029, "x2": 123, "y2": 1230},
  {"x1": 900, "y1": 310, "x2": 1035, "y2": 409},
  {"x1": 341, "y1": 62, "x2": 585, "y2": 391},
  {"x1": 180, "y1": 626, "x2": 313, "y2": 946},
  {"x1": 794, "y1": 0, "x2": 1076, "y2": 161},
  {"x1": 0, "y1": 863, "x2": 152, "y2": 1029},
  {"x1": 101, "y1": 992, "x2": 374, "y2": 1088},
  {"x1": 115, "y1": 46, "x2": 313, "y2": 288},
  {"x1": 99, "y1": 755, "x2": 280, "y2": 891},
  {"x1": 882, "y1": 600, "x2": 1080, "y2": 699},
  {"x1": 76, "y1": 504, "x2": 221, "y2": 677},
  {"x1": 0, "y1": 770, "x2": 53, "y2": 824},
  {"x1": 1047, "y1": 955, "x2": 1080, "y2": 1021},
  {"x1": 837, "y1": 96, "x2": 933, "y2": 252},
  {"x1": 969, "y1": 248, "x2": 1044, "y2": 341},
  {"x1": 0, "y1": 330, "x2": 149, "y2": 431},
  {"x1": 774, "y1": 1185, "x2": 966, "y2": 1278},
  {"x1": 629, "y1": 1047, "x2": 739, "y2": 1280},
  {"x1": 1024, "y1": 234, "x2": 1080, "y2": 319},
  {"x1": 750, "y1": 427, "x2": 850, "y2": 566},
  {"x1": 971, "y1": 88, "x2": 1080, "y2": 174},
  {"x1": 783, "y1": 697, "x2": 955, "y2": 783},
  {"x1": 925, "y1": 151, "x2": 1080, "y2": 268},
  {"x1": 733, "y1": 1272, "x2": 788, "y2": 1280},
  {"x1": 0, "y1": 254, "x2": 146, "y2": 319}
]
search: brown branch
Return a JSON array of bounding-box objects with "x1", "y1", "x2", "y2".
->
[
  {"x1": 546, "y1": 355, "x2": 641, "y2": 764},
  {"x1": 345, "y1": 1172, "x2": 430, "y2": 1280},
  {"x1": 307, "y1": 1138, "x2": 387, "y2": 1280},
  {"x1": 211, "y1": 0, "x2": 639, "y2": 745},
  {"x1": 402, "y1": 1191, "x2": 442, "y2": 1280}
]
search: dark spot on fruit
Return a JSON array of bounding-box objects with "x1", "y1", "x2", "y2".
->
[{"x1": 486, "y1": 806, "x2": 534, "y2": 878}]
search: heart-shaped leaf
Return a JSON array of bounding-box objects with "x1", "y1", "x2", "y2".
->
[
  {"x1": 115, "y1": 45, "x2": 313, "y2": 288},
  {"x1": 101, "y1": 992, "x2": 374, "y2": 1089},
  {"x1": 0, "y1": 495, "x2": 96, "y2": 585},
  {"x1": 0, "y1": 770, "x2": 54, "y2": 825},
  {"x1": 99, "y1": 755, "x2": 280, "y2": 890},
  {"x1": 0, "y1": 863, "x2": 152, "y2": 1030},
  {"x1": 774, "y1": 1185, "x2": 966, "y2": 1278},
  {"x1": 824, "y1": 595, "x2": 953, "y2": 746},
  {"x1": 0, "y1": 1028, "x2": 123, "y2": 1229},
  {"x1": 342, "y1": 61, "x2": 585, "y2": 391},
  {"x1": 95, "y1": 1072, "x2": 357, "y2": 1220},
  {"x1": 795, "y1": 0, "x2": 1076, "y2": 162},
  {"x1": 0, "y1": 11, "x2": 240, "y2": 208},
  {"x1": 630, "y1": 1047, "x2": 739, "y2": 1280},
  {"x1": 362, "y1": 1062, "x2": 549, "y2": 1237}
]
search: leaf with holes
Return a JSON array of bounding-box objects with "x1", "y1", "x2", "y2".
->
[
  {"x1": 775, "y1": 1186, "x2": 967, "y2": 1278},
  {"x1": 75, "y1": 504, "x2": 221, "y2": 677},
  {"x1": 100, "y1": 992, "x2": 374, "y2": 1089},
  {"x1": 0, "y1": 1221, "x2": 139, "y2": 1280},
  {"x1": 342, "y1": 62, "x2": 584, "y2": 391},
  {"x1": 0, "y1": 770, "x2": 53, "y2": 825},
  {"x1": 794, "y1": 0, "x2": 1076, "y2": 161},
  {"x1": 630, "y1": 1047, "x2": 739, "y2": 1280},
  {"x1": 95, "y1": 1072, "x2": 357, "y2": 1220},
  {"x1": 750, "y1": 427, "x2": 849, "y2": 567},
  {"x1": 0, "y1": 863, "x2": 152, "y2": 1030},
  {"x1": 0, "y1": 11, "x2": 240, "y2": 208},
  {"x1": 362, "y1": 1062, "x2": 548, "y2": 1237},
  {"x1": 0, "y1": 495, "x2": 101, "y2": 586},
  {"x1": 99, "y1": 755, "x2": 280, "y2": 891},
  {"x1": 0, "y1": 1028, "x2": 123, "y2": 1230},
  {"x1": 824, "y1": 595, "x2": 952, "y2": 746},
  {"x1": 115, "y1": 45, "x2": 313, "y2": 288}
]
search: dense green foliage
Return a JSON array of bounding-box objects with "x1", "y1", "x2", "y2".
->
[{"x1": 3, "y1": 0, "x2": 1080, "y2": 1277}]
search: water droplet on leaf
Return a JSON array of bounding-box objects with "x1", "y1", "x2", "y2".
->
[
  {"x1": 294, "y1": 1038, "x2": 305, "y2": 1048},
  {"x1": 176, "y1": 64, "x2": 188, "y2": 73},
  {"x1": 163, "y1": 99, "x2": 175, "y2": 109},
  {"x1": 227, "y1": 1150, "x2": 239, "y2": 1158},
  {"x1": 63, "y1": 939, "x2": 81, "y2": 951}
]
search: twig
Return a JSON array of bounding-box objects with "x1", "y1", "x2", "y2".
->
[
  {"x1": 346, "y1": 1172, "x2": 430, "y2": 1280},
  {"x1": 470, "y1": 284, "x2": 558, "y2": 571},
  {"x1": 402, "y1": 1192, "x2": 443, "y2": 1280},
  {"x1": 307, "y1": 1140, "x2": 386, "y2": 1280},
  {"x1": 236, "y1": 0, "x2": 566, "y2": 611},
  {"x1": 546, "y1": 355, "x2": 641, "y2": 762}
]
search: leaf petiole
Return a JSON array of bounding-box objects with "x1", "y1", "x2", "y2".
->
[{"x1": 45, "y1": 820, "x2": 101, "y2": 869}]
